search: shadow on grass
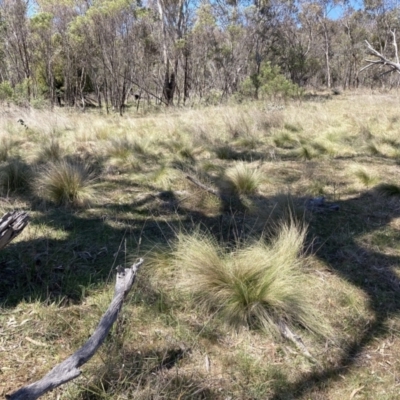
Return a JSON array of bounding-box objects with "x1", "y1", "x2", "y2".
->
[
  {"x1": 2, "y1": 162, "x2": 400, "y2": 398},
  {"x1": 155, "y1": 173, "x2": 400, "y2": 398},
  {"x1": 0, "y1": 203, "x2": 177, "y2": 307},
  {"x1": 72, "y1": 346, "x2": 214, "y2": 400},
  {"x1": 192, "y1": 176, "x2": 400, "y2": 399},
  {"x1": 268, "y1": 190, "x2": 400, "y2": 399}
]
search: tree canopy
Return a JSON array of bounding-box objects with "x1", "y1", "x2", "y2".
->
[{"x1": 0, "y1": 0, "x2": 399, "y2": 111}]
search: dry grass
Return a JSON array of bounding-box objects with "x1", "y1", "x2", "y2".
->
[
  {"x1": 172, "y1": 222, "x2": 331, "y2": 337},
  {"x1": 34, "y1": 161, "x2": 96, "y2": 207},
  {"x1": 2, "y1": 92, "x2": 400, "y2": 400},
  {"x1": 223, "y1": 162, "x2": 264, "y2": 195}
]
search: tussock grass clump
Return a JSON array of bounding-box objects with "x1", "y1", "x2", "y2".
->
[
  {"x1": 235, "y1": 136, "x2": 260, "y2": 149},
  {"x1": 107, "y1": 137, "x2": 135, "y2": 161},
  {"x1": 215, "y1": 144, "x2": 237, "y2": 160},
  {"x1": 173, "y1": 222, "x2": 329, "y2": 337},
  {"x1": 295, "y1": 145, "x2": 316, "y2": 161},
  {"x1": 364, "y1": 142, "x2": 381, "y2": 156},
  {"x1": 284, "y1": 122, "x2": 302, "y2": 133},
  {"x1": 225, "y1": 113, "x2": 251, "y2": 139},
  {"x1": 177, "y1": 144, "x2": 200, "y2": 163},
  {"x1": 352, "y1": 166, "x2": 378, "y2": 188},
  {"x1": 254, "y1": 110, "x2": 284, "y2": 132},
  {"x1": 149, "y1": 164, "x2": 182, "y2": 190},
  {"x1": 223, "y1": 162, "x2": 263, "y2": 195},
  {"x1": 311, "y1": 140, "x2": 337, "y2": 157},
  {"x1": 0, "y1": 158, "x2": 32, "y2": 193},
  {"x1": 34, "y1": 161, "x2": 96, "y2": 207},
  {"x1": 0, "y1": 135, "x2": 16, "y2": 162},
  {"x1": 273, "y1": 131, "x2": 299, "y2": 149},
  {"x1": 106, "y1": 137, "x2": 145, "y2": 171},
  {"x1": 37, "y1": 139, "x2": 63, "y2": 163},
  {"x1": 375, "y1": 183, "x2": 400, "y2": 197}
]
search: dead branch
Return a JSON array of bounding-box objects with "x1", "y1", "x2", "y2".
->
[
  {"x1": 362, "y1": 35, "x2": 400, "y2": 74},
  {"x1": 0, "y1": 211, "x2": 29, "y2": 250},
  {"x1": 279, "y1": 322, "x2": 320, "y2": 365},
  {"x1": 7, "y1": 258, "x2": 144, "y2": 400},
  {"x1": 186, "y1": 175, "x2": 224, "y2": 201},
  {"x1": 392, "y1": 30, "x2": 399, "y2": 65}
]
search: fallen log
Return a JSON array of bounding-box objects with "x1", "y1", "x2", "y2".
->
[
  {"x1": 6, "y1": 258, "x2": 144, "y2": 400},
  {"x1": 0, "y1": 210, "x2": 29, "y2": 250}
]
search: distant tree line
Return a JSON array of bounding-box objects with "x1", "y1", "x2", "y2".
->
[{"x1": 0, "y1": 0, "x2": 400, "y2": 112}]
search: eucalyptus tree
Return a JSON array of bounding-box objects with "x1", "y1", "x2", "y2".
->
[
  {"x1": 298, "y1": 0, "x2": 339, "y2": 88},
  {"x1": 155, "y1": 0, "x2": 194, "y2": 105},
  {"x1": 0, "y1": 0, "x2": 33, "y2": 100},
  {"x1": 35, "y1": 0, "x2": 87, "y2": 107},
  {"x1": 335, "y1": 9, "x2": 369, "y2": 88},
  {"x1": 30, "y1": 12, "x2": 57, "y2": 106}
]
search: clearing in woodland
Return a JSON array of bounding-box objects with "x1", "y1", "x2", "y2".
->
[{"x1": 1, "y1": 92, "x2": 400, "y2": 400}]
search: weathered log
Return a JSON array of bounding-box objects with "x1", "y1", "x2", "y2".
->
[
  {"x1": 6, "y1": 258, "x2": 144, "y2": 400},
  {"x1": 0, "y1": 211, "x2": 29, "y2": 250}
]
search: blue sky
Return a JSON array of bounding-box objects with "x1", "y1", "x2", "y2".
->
[{"x1": 329, "y1": 0, "x2": 364, "y2": 19}]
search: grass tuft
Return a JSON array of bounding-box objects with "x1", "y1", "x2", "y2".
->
[
  {"x1": 0, "y1": 135, "x2": 16, "y2": 162},
  {"x1": 375, "y1": 183, "x2": 400, "y2": 197},
  {"x1": 215, "y1": 144, "x2": 236, "y2": 160},
  {"x1": 295, "y1": 145, "x2": 316, "y2": 161},
  {"x1": 34, "y1": 161, "x2": 96, "y2": 207},
  {"x1": 273, "y1": 131, "x2": 298, "y2": 149},
  {"x1": 223, "y1": 163, "x2": 263, "y2": 195},
  {"x1": 173, "y1": 222, "x2": 330, "y2": 337},
  {"x1": 352, "y1": 166, "x2": 378, "y2": 188},
  {"x1": 0, "y1": 158, "x2": 32, "y2": 193},
  {"x1": 37, "y1": 139, "x2": 63, "y2": 163},
  {"x1": 107, "y1": 137, "x2": 134, "y2": 161}
]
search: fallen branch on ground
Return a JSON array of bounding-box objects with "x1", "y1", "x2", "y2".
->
[
  {"x1": 186, "y1": 175, "x2": 229, "y2": 203},
  {"x1": 0, "y1": 211, "x2": 29, "y2": 250},
  {"x1": 279, "y1": 322, "x2": 320, "y2": 365},
  {"x1": 7, "y1": 258, "x2": 144, "y2": 400}
]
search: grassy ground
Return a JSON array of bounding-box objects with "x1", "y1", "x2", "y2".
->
[{"x1": 1, "y1": 91, "x2": 400, "y2": 399}]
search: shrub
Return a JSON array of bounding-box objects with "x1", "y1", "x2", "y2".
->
[
  {"x1": 173, "y1": 222, "x2": 329, "y2": 337},
  {"x1": 34, "y1": 161, "x2": 96, "y2": 207},
  {"x1": 0, "y1": 81, "x2": 13, "y2": 102},
  {"x1": 240, "y1": 62, "x2": 303, "y2": 101}
]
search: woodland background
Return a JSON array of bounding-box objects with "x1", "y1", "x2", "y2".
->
[{"x1": 1, "y1": 0, "x2": 400, "y2": 113}]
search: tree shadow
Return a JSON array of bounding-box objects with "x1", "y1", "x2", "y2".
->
[
  {"x1": 183, "y1": 173, "x2": 400, "y2": 398},
  {"x1": 2, "y1": 161, "x2": 400, "y2": 397},
  {"x1": 75, "y1": 345, "x2": 215, "y2": 400},
  {"x1": 267, "y1": 190, "x2": 400, "y2": 398},
  {"x1": 0, "y1": 200, "x2": 178, "y2": 307},
  {"x1": 161, "y1": 171, "x2": 400, "y2": 397}
]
